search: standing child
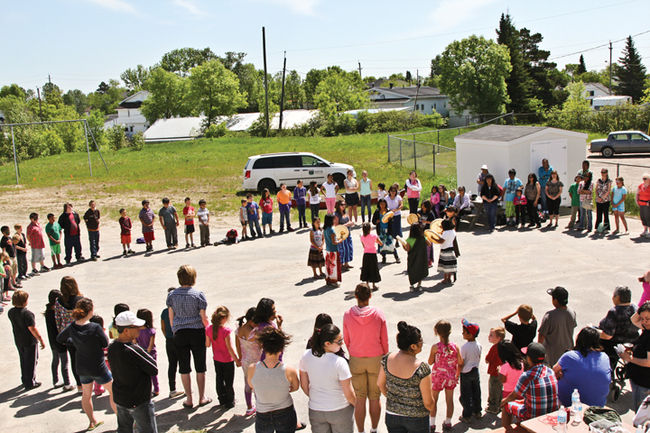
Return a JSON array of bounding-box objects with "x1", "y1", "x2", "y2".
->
[
  {"x1": 360, "y1": 222, "x2": 382, "y2": 290},
  {"x1": 246, "y1": 194, "x2": 263, "y2": 239},
  {"x1": 2, "y1": 252, "x2": 20, "y2": 290},
  {"x1": 321, "y1": 173, "x2": 339, "y2": 214},
  {"x1": 513, "y1": 189, "x2": 528, "y2": 227},
  {"x1": 611, "y1": 177, "x2": 628, "y2": 234},
  {"x1": 118, "y1": 208, "x2": 134, "y2": 256},
  {"x1": 484, "y1": 327, "x2": 505, "y2": 414},
  {"x1": 430, "y1": 186, "x2": 442, "y2": 218},
  {"x1": 323, "y1": 214, "x2": 341, "y2": 287},
  {"x1": 372, "y1": 199, "x2": 400, "y2": 264},
  {"x1": 377, "y1": 182, "x2": 388, "y2": 201},
  {"x1": 89, "y1": 314, "x2": 108, "y2": 397},
  {"x1": 307, "y1": 181, "x2": 321, "y2": 222},
  {"x1": 45, "y1": 289, "x2": 74, "y2": 391},
  {"x1": 428, "y1": 320, "x2": 463, "y2": 432},
  {"x1": 308, "y1": 217, "x2": 325, "y2": 279},
  {"x1": 109, "y1": 303, "x2": 130, "y2": 339},
  {"x1": 503, "y1": 169, "x2": 523, "y2": 227},
  {"x1": 182, "y1": 197, "x2": 196, "y2": 248},
  {"x1": 403, "y1": 223, "x2": 429, "y2": 292},
  {"x1": 497, "y1": 341, "x2": 525, "y2": 399},
  {"x1": 26, "y1": 214, "x2": 48, "y2": 275},
  {"x1": 501, "y1": 305, "x2": 537, "y2": 350},
  {"x1": 1, "y1": 226, "x2": 17, "y2": 280},
  {"x1": 239, "y1": 199, "x2": 249, "y2": 240},
  {"x1": 197, "y1": 199, "x2": 210, "y2": 246},
  {"x1": 206, "y1": 306, "x2": 241, "y2": 409},
  {"x1": 161, "y1": 291, "x2": 184, "y2": 398},
  {"x1": 567, "y1": 175, "x2": 581, "y2": 229},
  {"x1": 14, "y1": 225, "x2": 29, "y2": 281},
  {"x1": 139, "y1": 200, "x2": 155, "y2": 252},
  {"x1": 8, "y1": 290, "x2": 45, "y2": 389},
  {"x1": 276, "y1": 183, "x2": 293, "y2": 233},
  {"x1": 135, "y1": 309, "x2": 159, "y2": 397},
  {"x1": 259, "y1": 188, "x2": 274, "y2": 235},
  {"x1": 83, "y1": 200, "x2": 101, "y2": 260},
  {"x1": 159, "y1": 198, "x2": 179, "y2": 249},
  {"x1": 638, "y1": 271, "x2": 650, "y2": 307},
  {"x1": 45, "y1": 213, "x2": 63, "y2": 268},
  {"x1": 294, "y1": 180, "x2": 308, "y2": 228},
  {"x1": 236, "y1": 307, "x2": 261, "y2": 416},
  {"x1": 459, "y1": 319, "x2": 482, "y2": 423},
  {"x1": 438, "y1": 219, "x2": 457, "y2": 284},
  {"x1": 577, "y1": 172, "x2": 593, "y2": 231}
]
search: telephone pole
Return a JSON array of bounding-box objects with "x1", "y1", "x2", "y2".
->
[
  {"x1": 358, "y1": 61, "x2": 362, "y2": 79},
  {"x1": 262, "y1": 27, "x2": 270, "y2": 137},
  {"x1": 279, "y1": 51, "x2": 287, "y2": 131},
  {"x1": 608, "y1": 41, "x2": 613, "y2": 95},
  {"x1": 36, "y1": 87, "x2": 43, "y2": 120}
]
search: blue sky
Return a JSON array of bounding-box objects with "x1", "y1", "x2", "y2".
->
[{"x1": 1, "y1": 0, "x2": 649, "y2": 93}]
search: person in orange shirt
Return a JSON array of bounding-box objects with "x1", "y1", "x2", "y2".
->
[
  {"x1": 277, "y1": 183, "x2": 294, "y2": 233},
  {"x1": 637, "y1": 173, "x2": 650, "y2": 237}
]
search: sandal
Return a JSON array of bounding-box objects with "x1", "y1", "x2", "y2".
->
[
  {"x1": 87, "y1": 421, "x2": 104, "y2": 431},
  {"x1": 182, "y1": 401, "x2": 193, "y2": 409},
  {"x1": 198, "y1": 397, "x2": 212, "y2": 407},
  {"x1": 296, "y1": 422, "x2": 307, "y2": 431}
]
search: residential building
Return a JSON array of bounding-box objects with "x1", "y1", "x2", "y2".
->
[
  {"x1": 103, "y1": 90, "x2": 150, "y2": 136},
  {"x1": 368, "y1": 85, "x2": 450, "y2": 116}
]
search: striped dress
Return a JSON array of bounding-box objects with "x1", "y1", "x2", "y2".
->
[
  {"x1": 336, "y1": 212, "x2": 354, "y2": 263},
  {"x1": 437, "y1": 229, "x2": 457, "y2": 273}
]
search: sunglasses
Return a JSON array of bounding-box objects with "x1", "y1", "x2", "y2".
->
[{"x1": 333, "y1": 338, "x2": 344, "y2": 346}]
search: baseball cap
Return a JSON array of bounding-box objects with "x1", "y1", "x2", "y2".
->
[
  {"x1": 481, "y1": 164, "x2": 488, "y2": 170},
  {"x1": 526, "y1": 342, "x2": 546, "y2": 364},
  {"x1": 462, "y1": 318, "x2": 480, "y2": 337},
  {"x1": 115, "y1": 311, "x2": 145, "y2": 327},
  {"x1": 546, "y1": 286, "x2": 569, "y2": 305}
]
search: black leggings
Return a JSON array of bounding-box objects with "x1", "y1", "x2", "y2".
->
[
  {"x1": 595, "y1": 202, "x2": 610, "y2": 229},
  {"x1": 526, "y1": 200, "x2": 539, "y2": 225},
  {"x1": 165, "y1": 338, "x2": 179, "y2": 391},
  {"x1": 310, "y1": 204, "x2": 320, "y2": 222},
  {"x1": 174, "y1": 328, "x2": 207, "y2": 374}
]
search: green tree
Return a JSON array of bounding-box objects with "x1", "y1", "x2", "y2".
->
[
  {"x1": 577, "y1": 55, "x2": 587, "y2": 74},
  {"x1": 120, "y1": 65, "x2": 151, "y2": 90},
  {"x1": 313, "y1": 69, "x2": 369, "y2": 118},
  {"x1": 284, "y1": 70, "x2": 305, "y2": 109},
  {"x1": 438, "y1": 35, "x2": 512, "y2": 115},
  {"x1": 496, "y1": 13, "x2": 532, "y2": 112},
  {"x1": 88, "y1": 79, "x2": 127, "y2": 114},
  {"x1": 232, "y1": 63, "x2": 263, "y2": 113},
  {"x1": 87, "y1": 109, "x2": 107, "y2": 148},
  {"x1": 615, "y1": 36, "x2": 647, "y2": 102},
  {"x1": 405, "y1": 71, "x2": 412, "y2": 84},
  {"x1": 188, "y1": 60, "x2": 247, "y2": 127},
  {"x1": 304, "y1": 68, "x2": 328, "y2": 107},
  {"x1": 519, "y1": 28, "x2": 567, "y2": 108},
  {"x1": 563, "y1": 81, "x2": 590, "y2": 112},
  {"x1": 0, "y1": 84, "x2": 27, "y2": 100},
  {"x1": 62, "y1": 89, "x2": 89, "y2": 115},
  {"x1": 141, "y1": 67, "x2": 193, "y2": 124},
  {"x1": 42, "y1": 82, "x2": 63, "y2": 107},
  {"x1": 218, "y1": 51, "x2": 246, "y2": 70},
  {"x1": 160, "y1": 47, "x2": 218, "y2": 76}
]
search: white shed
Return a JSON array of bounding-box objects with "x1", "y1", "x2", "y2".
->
[{"x1": 454, "y1": 125, "x2": 588, "y2": 205}]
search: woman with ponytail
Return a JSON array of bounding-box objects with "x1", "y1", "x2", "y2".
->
[
  {"x1": 56, "y1": 297, "x2": 116, "y2": 431},
  {"x1": 378, "y1": 321, "x2": 433, "y2": 433},
  {"x1": 236, "y1": 307, "x2": 260, "y2": 416},
  {"x1": 300, "y1": 323, "x2": 356, "y2": 433}
]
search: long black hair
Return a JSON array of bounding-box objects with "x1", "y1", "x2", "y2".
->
[
  {"x1": 574, "y1": 327, "x2": 602, "y2": 357},
  {"x1": 527, "y1": 173, "x2": 538, "y2": 185},
  {"x1": 310, "y1": 323, "x2": 340, "y2": 357},
  {"x1": 237, "y1": 307, "x2": 256, "y2": 327},
  {"x1": 396, "y1": 321, "x2": 422, "y2": 352},
  {"x1": 254, "y1": 298, "x2": 275, "y2": 324},
  {"x1": 497, "y1": 340, "x2": 524, "y2": 370},
  {"x1": 582, "y1": 171, "x2": 593, "y2": 189},
  {"x1": 323, "y1": 214, "x2": 335, "y2": 230},
  {"x1": 409, "y1": 223, "x2": 423, "y2": 239}
]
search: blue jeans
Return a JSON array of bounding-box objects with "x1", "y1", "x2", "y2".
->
[
  {"x1": 540, "y1": 189, "x2": 548, "y2": 212},
  {"x1": 484, "y1": 201, "x2": 498, "y2": 230},
  {"x1": 116, "y1": 400, "x2": 158, "y2": 433},
  {"x1": 279, "y1": 203, "x2": 292, "y2": 230},
  {"x1": 360, "y1": 195, "x2": 372, "y2": 222},
  {"x1": 255, "y1": 405, "x2": 297, "y2": 433},
  {"x1": 385, "y1": 413, "x2": 429, "y2": 433},
  {"x1": 51, "y1": 349, "x2": 70, "y2": 386},
  {"x1": 632, "y1": 381, "x2": 650, "y2": 412},
  {"x1": 460, "y1": 367, "x2": 481, "y2": 418},
  {"x1": 249, "y1": 218, "x2": 262, "y2": 237},
  {"x1": 88, "y1": 230, "x2": 100, "y2": 257},
  {"x1": 64, "y1": 233, "x2": 82, "y2": 262},
  {"x1": 297, "y1": 204, "x2": 307, "y2": 227},
  {"x1": 578, "y1": 207, "x2": 592, "y2": 230}
]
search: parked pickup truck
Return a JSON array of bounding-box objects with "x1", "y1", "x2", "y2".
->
[{"x1": 589, "y1": 130, "x2": 650, "y2": 157}]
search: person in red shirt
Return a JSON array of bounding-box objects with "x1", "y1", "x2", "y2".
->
[
  {"x1": 26, "y1": 213, "x2": 48, "y2": 274},
  {"x1": 259, "y1": 188, "x2": 274, "y2": 236},
  {"x1": 485, "y1": 327, "x2": 505, "y2": 414},
  {"x1": 182, "y1": 197, "x2": 196, "y2": 248},
  {"x1": 637, "y1": 173, "x2": 650, "y2": 237}
]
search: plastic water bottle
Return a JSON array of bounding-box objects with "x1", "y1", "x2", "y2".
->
[
  {"x1": 571, "y1": 389, "x2": 583, "y2": 425},
  {"x1": 557, "y1": 405, "x2": 567, "y2": 433}
]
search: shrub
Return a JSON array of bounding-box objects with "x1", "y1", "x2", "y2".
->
[
  {"x1": 106, "y1": 125, "x2": 127, "y2": 150},
  {"x1": 128, "y1": 132, "x2": 145, "y2": 151},
  {"x1": 204, "y1": 122, "x2": 227, "y2": 138}
]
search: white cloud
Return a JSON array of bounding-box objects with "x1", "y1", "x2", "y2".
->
[
  {"x1": 86, "y1": 0, "x2": 136, "y2": 13},
  {"x1": 428, "y1": 0, "x2": 497, "y2": 32},
  {"x1": 172, "y1": 0, "x2": 207, "y2": 16},
  {"x1": 254, "y1": 0, "x2": 319, "y2": 16}
]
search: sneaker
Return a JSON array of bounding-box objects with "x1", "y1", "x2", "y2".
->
[
  {"x1": 77, "y1": 256, "x2": 86, "y2": 262},
  {"x1": 95, "y1": 255, "x2": 100, "y2": 259},
  {"x1": 191, "y1": 243, "x2": 195, "y2": 248},
  {"x1": 25, "y1": 382, "x2": 42, "y2": 390},
  {"x1": 123, "y1": 251, "x2": 128, "y2": 257},
  {"x1": 473, "y1": 412, "x2": 482, "y2": 419},
  {"x1": 245, "y1": 407, "x2": 256, "y2": 416},
  {"x1": 169, "y1": 390, "x2": 185, "y2": 398},
  {"x1": 430, "y1": 426, "x2": 436, "y2": 433},
  {"x1": 31, "y1": 269, "x2": 39, "y2": 275},
  {"x1": 186, "y1": 243, "x2": 190, "y2": 248},
  {"x1": 442, "y1": 422, "x2": 452, "y2": 431},
  {"x1": 459, "y1": 416, "x2": 472, "y2": 424},
  {"x1": 62, "y1": 384, "x2": 75, "y2": 392},
  {"x1": 128, "y1": 249, "x2": 135, "y2": 254},
  {"x1": 485, "y1": 407, "x2": 500, "y2": 414}
]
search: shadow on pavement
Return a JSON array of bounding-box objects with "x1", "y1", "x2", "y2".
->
[
  {"x1": 156, "y1": 405, "x2": 255, "y2": 432},
  {"x1": 304, "y1": 284, "x2": 337, "y2": 297},
  {"x1": 295, "y1": 276, "x2": 324, "y2": 286}
]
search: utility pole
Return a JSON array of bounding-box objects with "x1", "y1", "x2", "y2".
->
[
  {"x1": 48, "y1": 74, "x2": 52, "y2": 85},
  {"x1": 262, "y1": 27, "x2": 270, "y2": 137},
  {"x1": 36, "y1": 87, "x2": 43, "y2": 120},
  {"x1": 413, "y1": 70, "x2": 420, "y2": 113},
  {"x1": 358, "y1": 61, "x2": 362, "y2": 79},
  {"x1": 608, "y1": 41, "x2": 613, "y2": 95},
  {"x1": 279, "y1": 51, "x2": 287, "y2": 131}
]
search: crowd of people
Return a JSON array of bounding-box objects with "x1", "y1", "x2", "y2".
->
[{"x1": 5, "y1": 261, "x2": 650, "y2": 433}]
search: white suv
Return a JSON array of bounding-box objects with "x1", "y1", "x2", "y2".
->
[{"x1": 242, "y1": 152, "x2": 355, "y2": 192}]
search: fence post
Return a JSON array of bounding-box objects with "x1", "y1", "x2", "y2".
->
[
  {"x1": 399, "y1": 138, "x2": 403, "y2": 166},
  {"x1": 413, "y1": 135, "x2": 417, "y2": 171},
  {"x1": 11, "y1": 126, "x2": 19, "y2": 185},
  {"x1": 616, "y1": 164, "x2": 619, "y2": 178},
  {"x1": 433, "y1": 146, "x2": 436, "y2": 177},
  {"x1": 387, "y1": 134, "x2": 391, "y2": 163}
]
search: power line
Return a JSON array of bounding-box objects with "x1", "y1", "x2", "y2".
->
[{"x1": 549, "y1": 29, "x2": 650, "y2": 60}]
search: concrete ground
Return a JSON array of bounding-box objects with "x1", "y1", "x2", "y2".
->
[
  {"x1": 0, "y1": 214, "x2": 648, "y2": 433},
  {"x1": 587, "y1": 152, "x2": 650, "y2": 182}
]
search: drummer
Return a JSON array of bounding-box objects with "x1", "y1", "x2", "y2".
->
[
  {"x1": 417, "y1": 201, "x2": 436, "y2": 268},
  {"x1": 444, "y1": 205, "x2": 459, "y2": 228},
  {"x1": 385, "y1": 185, "x2": 403, "y2": 238},
  {"x1": 371, "y1": 199, "x2": 400, "y2": 264}
]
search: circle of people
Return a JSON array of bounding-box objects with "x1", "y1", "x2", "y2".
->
[{"x1": 6, "y1": 263, "x2": 650, "y2": 433}]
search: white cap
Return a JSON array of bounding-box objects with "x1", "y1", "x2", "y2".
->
[
  {"x1": 115, "y1": 311, "x2": 145, "y2": 327},
  {"x1": 481, "y1": 164, "x2": 488, "y2": 170}
]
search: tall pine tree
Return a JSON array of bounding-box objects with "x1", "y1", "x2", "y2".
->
[
  {"x1": 577, "y1": 55, "x2": 587, "y2": 74},
  {"x1": 496, "y1": 13, "x2": 531, "y2": 112},
  {"x1": 615, "y1": 36, "x2": 647, "y2": 102}
]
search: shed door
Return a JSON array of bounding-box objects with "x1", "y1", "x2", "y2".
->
[{"x1": 530, "y1": 139, "x2": 568, "y2": 204}]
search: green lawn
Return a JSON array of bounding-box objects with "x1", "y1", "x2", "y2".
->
[{"x1": 0, "y1": 133, "x2": 456, "y2": 218}]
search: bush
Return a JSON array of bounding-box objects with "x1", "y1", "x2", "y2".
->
[
  {"x1": 42, "y1": 130, "x2": 65, "y2": 156},
  {"x1": 204, "y1": 122, "x2": 227, "y2": 138},
  {"x1": 128, "y1": 132, "x2": 145, "y2": 151},
  {"x1": 106, "y1": 125, "x2": 127, "y2": 150},
  {"x1": 545, "y1": 104, "x2": 650, "y2": 133}
]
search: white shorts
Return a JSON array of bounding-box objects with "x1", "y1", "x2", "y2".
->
[{"x1": 31, "y1": 248, "x2": 44, "y2": 263}]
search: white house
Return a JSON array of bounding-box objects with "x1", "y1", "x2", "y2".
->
[
  {"x1": 368, "y1": 86, "x2": 451, "y2": 116},
  {"x1": 454, "y1": 125, "x2": 588, "y2": 205},
  {"x1": 104, "y1": 90, "x2": 150, "y2": 136},
  {"x1": 583, "y1": 82, "x2": 610, "y2": 106},
  {"x1": 592, "y1": 95, "x2": 632, "y2": 110}
]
